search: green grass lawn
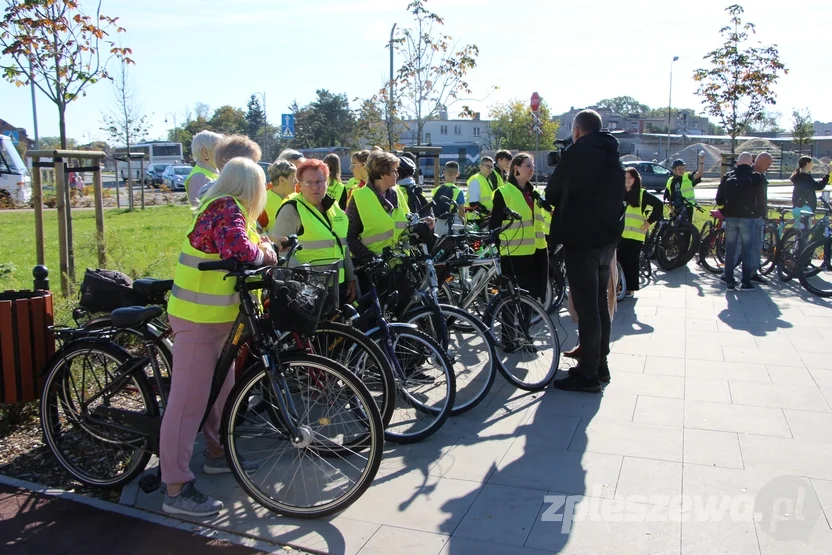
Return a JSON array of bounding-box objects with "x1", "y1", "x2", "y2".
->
[{"x1": 1, "y1": 205, "x2": 193, "y2": 321}]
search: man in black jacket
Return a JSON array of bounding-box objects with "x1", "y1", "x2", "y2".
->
[
  {"x1": 715, "y1": 152, "x2": 762, "y2": 291},
  {"x1": 545, "y1": 109, "x2": 625, "y2": 393}
]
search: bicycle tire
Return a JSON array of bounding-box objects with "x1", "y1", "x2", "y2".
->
[
  {"x1": 759, "y1": 222, "x2": 778, "y2": 276},
  {"x1": 777, "y1": 228, "x2": 802, "y2": 282},
  {"x1": 616, "y1": 260, "x2": 626, "y2": 301},
  {"x1": 544, "y1": 253, "x2": 567, "y2": 314},
  {"x1": 368, "y1": 324, "x2": 456, "y2": 444},
  {"x1": 796, "y1": 240, "x2": 832, "y2": 297},
  {"x1": 222, "y1": 354, "x2": 383, "y2": 519},
  {"x1": 699, "y1": 220, "x2": 713, "y2": 241},
  {"x1": 677, "y1": 221, "x2": 701, "y2": 267},
  {"x1": 404, "y1": 304, "x2": 497, "y2": 415},
  {"x1": 40, "y1": 339, "x2": 157, "y2": 488},
  {"x1": 638, "y1": 249, "x2": 653, "y2": 288},
  {"x1": 656, "y1": 225, "x2": 681, "y2": 270},
  {"x1": 698, "y1": 228, "x2": 725, "y2": 275},
  {"x1": 309, "y1": 322, "x2": 396, "y2": 428},
  {"x1": 484, "y1": 293, "x2": 560, "y2": 391}
]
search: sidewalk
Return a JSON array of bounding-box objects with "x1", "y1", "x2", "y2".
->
[{"x1": 0, "y1": 481, "x2": 274, "y2": 554}]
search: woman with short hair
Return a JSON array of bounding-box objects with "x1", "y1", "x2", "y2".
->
[
  {"x1": 195, "y1": 135, "x2": 263, "y2": 202},
  {"x1": 162, "y1": 157, "x2": 276, "y2": 517},
  {"x1": 184, "y1": 130, "x2": 223, "y2": 207},
  {"x1": 259, "y1": 160, "x2": 297, "y2": 235}
]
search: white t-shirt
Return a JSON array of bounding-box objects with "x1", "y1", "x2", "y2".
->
[{"x1": 467, "y1": 178, "x2": 481, "y2": 203}]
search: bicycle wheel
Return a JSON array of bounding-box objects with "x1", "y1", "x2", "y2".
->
[
  {"x1": 369, "y1": 324, "x2": 456, "y2": 444},
  {"x1": 405, "y1": 305, "x2": 497, "y2": 415},
  {"x1": 616, "y1": 261, "x2": 626, "y2": 301},
  {"x1": 40, "y1": 339, "x2": 157, "y2": 488},
  {"x1": 797, "y1": 239, "x2": 832, "y2": 297},
  {"x1": 759, "y1": 223, "x2": 778, "y2": 276},
  {"x1": 307, "y1": 322, "x2": 395, "y2": 428},
  {"x1": 677, "y1": 222, "x2": 701, "y2": 267},
  {"x1": 777, "y1": 228, "x2": 802, "y2": 282},
  {"x1": 699, "y1": 220, "x2": 713, "y2": 240},
  {"x1": 656, "y1": 225, "x2": 682, "y2": 270},
  {"x1": 638, "y1": 249, "x2": 653, "y2": 288},
  {"x1": 698, "y1": 228, "x2": 726, "y2": 275},
  {"x1": 484, "y1": 293, "x2": 560, "y2": 391},
  {"x1": 544, "y1": 253, "x2": 567, "y2": 314},
  {"x1": 222, "y1": 354, "x2": 383, "y2": 519}
]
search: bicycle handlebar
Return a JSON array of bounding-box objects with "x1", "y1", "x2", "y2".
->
[{"x1": 197, "y1": 235, "x2": 301, "y2": 273}]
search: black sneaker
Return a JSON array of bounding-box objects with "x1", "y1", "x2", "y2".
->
[
  {"x1": 739, "y1": 283, "x2": 755, "y2": 292},
  {"x1": 750, "y1": 274, "x2": 767, "y2": 284},
  {"x1": 726, "y1": 282, "x2": 736, "y2": 291},
  {"x1": 552, "y1": 372, "x2": 602, "y2": 393},
  {"x1": 598, "y1": 360, "x2": 611, "y2": 384}
]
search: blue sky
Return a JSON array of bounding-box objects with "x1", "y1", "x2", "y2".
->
[{"x1": 1, "y1": 0, "x2": 828, "y2": 143}]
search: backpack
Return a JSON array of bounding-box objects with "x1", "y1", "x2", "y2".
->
[{"x1": 432, "y1": 185, "x2": 456, "y2": 218}]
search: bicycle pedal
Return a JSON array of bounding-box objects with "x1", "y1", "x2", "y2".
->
[{"x1": 138, "y1": 473, "x2": 162, "y2": 493}]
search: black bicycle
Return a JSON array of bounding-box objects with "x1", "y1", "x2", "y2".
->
[
  {"x1": 656, "y1": 199, "x2": 703, "y2": 270},
  {"x1": 39, "y1": 238, "x2": 384, "y2": 519}
]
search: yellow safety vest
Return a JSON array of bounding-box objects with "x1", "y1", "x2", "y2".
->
[
  {"x1": 261, "y1": 189, "x2": 285, "y2": 234},
  {"x1": 327, "y1": 180, "x2": 346, "y2": 204},
  {"x1": 352, "y1": 185, "x2": 409, "y2": 255},
  {"x1": 466, "y1": 173, "x2": 495, "y2": 211},
  {"x1": 666, "y1": 173, "x2": 695, "y2": 203},
  {"x1": 184, "y1": 165, "x2": 218, "y2": 198},
  {"x1": 345, "y1": 177, "x2": 360, "y2": 190},
  {"x1": 167, "y1": 196, "x2": 259, "y2": 324},
  {"x1": 622, "y1": 189, "x2": 650, "y2": 242},
  {"x1": 283, "y1": 196, "x2": 348, "y2": 283},
  {"x1": 496, "y1": 184, "x2": 545, "y2": 256}
]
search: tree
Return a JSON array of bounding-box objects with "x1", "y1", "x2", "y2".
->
[
  {"x1": 391, "y1": 0, "x2": 483, "y2": 145},
  {"x1": 597, "y1": 96, "x2": 648, "y2": 117},
  {"x1": 0, "y1": 0, "x2": 132, "y2": 150},
  {"x1": 488, "y1": 98, "x2": 559, "y2": 151},
  {"x1": 746, "y1": 110, "x2": 783, "y2": 133},
  {"x1": 302, "y1": 90, "x2": 356, "y2": 147},
  {"x1": 39, "y1": 136, "x2": 77, "y2": 149},
  {"x1": 791, "y1": 108, "x2": 814, "y2": 156},
  {"x1": 693, "y1": 4, "x2": 788, "y2": 155},
  {"x1": 100, "y1": 60, "x2": 149, "y2": 210},
  {"x1": 209, "y1": 105, "x2": 246, "y2": 135},
  {"x1": 355, "y1": 97, "x2": 405, "y2": 149},
  {"x1": 245, "y1": 95, "x2": 266, "y2": 140}
]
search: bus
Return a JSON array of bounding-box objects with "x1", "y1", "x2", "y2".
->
[
  {"x1": 114, "y1": 141, "x2": 184, "y2": 184},
  {"x1": 413, "y1": 143, "x2": 483, "y2": 181}
]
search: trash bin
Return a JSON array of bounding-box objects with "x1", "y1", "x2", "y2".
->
[{"x1": 0, "y1": 286, "x2": 55, "y2": 404}]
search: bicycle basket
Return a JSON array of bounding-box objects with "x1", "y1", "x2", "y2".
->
[
  {"x1": 269, "y1": 265, "x2": 338, "y2": 334},
  {"x1": 78, "y1": 268, "x2": 145, "y2": 313}
]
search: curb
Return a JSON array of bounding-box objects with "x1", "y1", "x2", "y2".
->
[{"x1": 0, "y1": 473, "x2": 294, "y2": 554}]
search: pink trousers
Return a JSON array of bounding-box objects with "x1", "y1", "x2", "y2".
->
[{"x1": 160, "y1": 315, "x2": 236, "y2": 485}]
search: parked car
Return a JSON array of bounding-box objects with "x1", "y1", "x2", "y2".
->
[
  {"x1": 162, "y1": 165, "x2": 193, "y2": 191},
  {"x1": 145, "y1": 163, "x2": 170, "y2": 188},
  {"x1": 0, "y1": 134, "x2": 31, "y2": 205},
  {"x1": 621, "y1": 161, "x2": 672, "y2": 192}
]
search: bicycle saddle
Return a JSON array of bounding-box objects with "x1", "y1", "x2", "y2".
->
[
  {"x1": 110, "y1": 306, "x2": 164, "y2": 329},
  {"x1": 133, "y1": 278, "x2": 174, "y2": 298}
]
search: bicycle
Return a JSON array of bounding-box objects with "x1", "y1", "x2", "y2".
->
[
  {"x1": 40, "y1": 239, "x2": 384, "y2": 519},
  {"x1": 697, "y1": 208, "x2": 726, "y2": 275},
  {"x1": 795, "y1": 193, "x2": 832, "y2": 296},
  {"x1": 759, "y1": 205, "x2": 793, "y2": 277},
  {"x1": 656, "y1": 199, "x2": 703, "y2": 270},
  {"x1": 777, "y1": 204, "x2": 824, "y2": 282}
]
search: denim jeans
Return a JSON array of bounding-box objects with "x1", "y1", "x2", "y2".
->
[
  {"x1": 563, "y1": 243, "x2": 616, "y2": 380},
  {"x1": 722, "y1": 217, "x2": 756, "y2": 285}
]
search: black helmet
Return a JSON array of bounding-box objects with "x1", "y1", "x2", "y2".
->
[
  {"x1": 671, "y1": 159, "x2": 686, "y2": 168},
  {"x1": 397, "y1": 155, "x2": 416, "y2": 178}
]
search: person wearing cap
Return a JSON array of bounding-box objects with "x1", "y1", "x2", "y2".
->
[
  {"x1": 431, "y1": 161, "x2": 466, "y2": 236},
  {"x1": 664, "y1": 152, "x2": 706, "y2": 219},
  {"x1": 396, "y1": 154, "x2": 432, "y2": 216}
]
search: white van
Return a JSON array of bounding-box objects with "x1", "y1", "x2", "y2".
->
[{"x1": 0, "y1": 134, "x2": 32, "y2": 205}]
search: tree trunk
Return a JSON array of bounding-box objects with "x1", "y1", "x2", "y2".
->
[{"x1": 58, "y1": 101, "x2": 76, "y2": 284}]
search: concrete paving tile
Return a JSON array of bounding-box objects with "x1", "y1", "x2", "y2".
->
[
  {"x1": 683, "y1": 400, "x2": 792, "y2": 437},
  {"x1": 683, "y1": 428, "x2": 743, "y2": 469},
  {"x1": 357, "y1": 526, "x2": 447, "y2": 555},
  {"x1": 533, "y1": 389, "x2": 635, "y2": 423},
  {"x1": 739, "y1": 435, "x2": 832, "y2": 480},
  {"x1": 723, "y1": 346, "x2": 800, "y2": 367},
  {"x1": 633, "y1": 396, "x2": 684, "y2": 427},
  {"x1": 376, "y1": 435, "x2": 456, "y2": 479},
  {"x1": 568, "y1": 419, "x2": 683, "y2": 462},
  {"x1": 525, "y1": 496, "x2": 682, "y2": 555},
  {"x1": 611, "y1": 337, "x2": 685, "y2": 358},
  {"x1": 685, "y1": 318, "x2": 720, "y2": 332},
  {"x1": 268, "y1": 517, "x2": 382, "y2": 555},
  {"x1": 681, "y1": 517, "x2": 760, "y2": 555},
  {"x1": 606, "y1": 353, "x2": 647, "y2": 374},
  {"x1": 754, "y1": 519, "x2": 832, "y2": 555},
  {"x1": 604, "y1": 372, "x2": 685, "y2": 399},
  {"x1": 684, "y1": 378, "x2": 733, "y2": 403},
  {"x1": 340, "y1": 471, "x2": 483, "y2": 534},
  {"x1": 685, "y1": 343, "x2": 726, "y2": 362},
  {"x1": 810, "y1": 478, "x2": 832, "y2": 531},
  {"x1": 800, "y1": 351, "x2": 832, "y2": 370},
  {"x1": 728, "y1": 382, "x2": 830, "y2": 412},
  {"x1": 765, "y1": 365, "x2": 818, "y2": 387},
  {"x1": 644, "y1": 356, "x2": 686, "y2": 376},
  {"x1": 614, "y1": 457, "x2": 682, "y2": 500},
  {"x1": 684, "y1": 359, "x2": 771, "y2": 384},
  {"x1": 453, "y1": 483, "x2": 546, "y2": 546},
  {"x1": 491, "y1": 440, "x2": 622, "y2": 499},
  {"x1": 686, "y1": 329, "x2": 758, "y2": 347},
  {"x1": 428, "y1": 437, "x2": 515, "y2": 482},
  {"x1": 807, "y1": 368, "x2": 832, "y2": 388},
  {"x1": 783, "y1": 410, "x2": 832, "y2": 444},
  {"x1": 440, "y1": 537, "x2": 557, "y2": 555},
  {"x1": 438, "y1": 401, "x2": 533, "y2": 440}
]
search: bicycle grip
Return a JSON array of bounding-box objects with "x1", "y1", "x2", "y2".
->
[{"x1": 198, "y1": 259, "x2": 239, "y2": 272}]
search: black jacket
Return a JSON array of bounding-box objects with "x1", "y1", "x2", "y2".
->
[
  {"x1": 791, "y1": 172, "x2": 824, "y2": 212},
  {"x1": 545, "y1": 131, "x2": 625, "y2": 248},
  {"x1": 715, "y1": 164, "x2": 760, "y2": 218}
]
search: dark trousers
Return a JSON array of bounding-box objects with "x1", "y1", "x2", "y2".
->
[
  {"x1": 499, "y1": 248, "x2": 549, "y2": 345},
  {"x1": 617, "y1": 238, "x2": 643, "y2": 292},
  {"x1": 564, "y1": 244, "x2": 616, "y2": 379}
]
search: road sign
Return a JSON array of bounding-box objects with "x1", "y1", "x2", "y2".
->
[
  {"x1": 530, "y1": 92, "x2": 541, "y2": 113},
  {"x1": 2, "y1": 130, "x2": 20, "y2": 145},
  {"x1": 281, "y1": 113, "x2": 295, "y2": 139}
]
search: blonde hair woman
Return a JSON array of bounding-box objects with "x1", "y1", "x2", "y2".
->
[
  {"x1": 185, "y1": 130, "x2": 223, "y2": 207},
  {"x1": 162, "y1": 157, "x2": 276, "y2": 517}
]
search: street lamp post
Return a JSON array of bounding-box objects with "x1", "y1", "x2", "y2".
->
[
  {"x1": 254, "y1": 92, "x2": 267, "y2": 157},
  {"x1": 667, "y1": 55, "x2": 679, "y2": 163}
]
